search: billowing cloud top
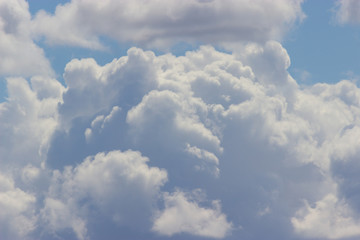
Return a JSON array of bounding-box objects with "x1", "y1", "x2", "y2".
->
[{"x1": 2, "y1": 0, "x2": 360, "y2": 240}]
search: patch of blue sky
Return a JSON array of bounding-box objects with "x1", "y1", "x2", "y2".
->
[
  {"x1": 284, "y1": 0, "x2": 360, "y2": 85},
  {"x1": 0, "y1": 78, "x2": 6, "y2": 102},
  {"x1": 39, "y1": 36, "x2": 131, "y2": 84},
  {"x1": 28, "y1": 0, "x2": 70, "y2": 15}
]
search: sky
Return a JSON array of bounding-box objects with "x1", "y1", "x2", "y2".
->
[{"x1": 3, "y1": 0, "x2": 360, "y2": 240}]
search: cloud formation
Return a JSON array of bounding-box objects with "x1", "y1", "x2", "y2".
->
[
  {"x1": 0, "y1": 0, "x2": 52, "y2": 77},
  {"x1": 31, "y1": 0, "x2": 305, "y2": 49},
  {"x1": 2, "y1": 40, "x2": 360, "y2": 239},
  {"x1": 335, "y1": 0, "x2": 360, "y2": 24},
  {"x1": 153, "y1": 190, "x2": 232, "y2": 238},
  {"x1": 2, "y1": 1, "x2": 360, "y2": 240},
  {"x1": 0, "y1": 173, "x2": 36, "y2": 240},
  {"x1": 41, "y1": 150, "x2": 168, "y2": 239}
]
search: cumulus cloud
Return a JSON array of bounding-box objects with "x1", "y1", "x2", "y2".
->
[
  {"x1": 62, "y1": 43, "x2": 360, "y2": 240},
  {"x1": 6, "y1": 0, "x2": 360, "y2": 239},
  {"x1": 0, "y1": 77, "x2": 63, "y2": 171},
  {"x1": 15, "y1": 43, "x2": 354, "y2": 240},
  {"x1": 3, "y1": 3, "x2": 360, "y2": 236},
  {"x1": 292, "y1": 194, "x2": 360, "y2": 239},
  {"x1": 0, "y1": 173, "x2": 37, "y2": 240},
  {"x1": 31, "y1": 0, "x2": 305, "y2": 49},
  {"x1": 41, "y1": 150, "x2": 167, "y2": 239},
  {"x1": 0, "y1": 0, "x2": 52, "y2": 77},
  {"x1": 153, "y1": 190, "x2": 232, "y2": 238}
]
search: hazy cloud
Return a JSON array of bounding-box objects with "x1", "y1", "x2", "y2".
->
[{"x1": 335, "y1": 0, "x2": 360, "y2": 24}]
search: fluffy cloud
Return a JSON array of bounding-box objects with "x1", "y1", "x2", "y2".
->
[
  {"x1": 6, "y1": 1, "x2": 360, "y2": 239},
  {"x1": 3, "y1": 17, "x2": 360, "y2": 238},
  {"x1": 33, "y1": 43, "x2": 360, "y2": 240},
  {"x1": 31, "y1": 0, "x2": 305, "y2": 49},
  {"x1": 0, "y1": 0, "x2": 52, "y2": 77},
  {"x1": 153, "y1": 190, "x2": 232, "y2": 238},
  {"x1": 0, "y1": 77, "x2": 63, "y2": 171},
  {"x1": 292, "y1": 194, "x2": 360, "y2": 239},
  {"x1": 0, "y1": 173, "x2": 37, "y2": 240},
  {"x1": 41, "y1": 150, "x2": 167, "y2": 239}
]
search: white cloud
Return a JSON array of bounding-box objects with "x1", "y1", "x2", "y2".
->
[
  {"x1": 43, "y1": 44, "x2": 360, "y2": 240},
  {"x1": 58, "y1": 48, "x2": 157, "y2": 129},
  {"x1": 0, "y1": 0, "x2": 53, "y2": 77},
  {"x1": 6, "y1": 0, "x2": 360, "y2": 239},
  {"x1": 292, "y1": 194, "x2": 360, "y2": 239},
  {"x1": 42, "y1": 150, "x2": 167, "y2": 238},
  {"x1": 126, "y1": 89, "x2": 222, "y2": 154},
  {"x1": 41, "y1": 197, "x2": 88, "y2": 240},
  {"x1": 0, "y1": 173, "x2": 37, "y2": 240},
  {"x1": 185, "y1": 143, "x2": 220, "y2": 176},
  {"x1": 153, "y1": 190, "x2": 232, "y2": 238},
  {"x1": 85, "y1": 106, "x2": 121, "y2": 143},
  {"x1": 335, "y1": 0, "x2": 360, "y2": 24},
  {"x1": 0, "y1": 77, "x2": 63, "y2": 170},
  {"x1": 31, "y1": 0, "x2": 305, "y2": 49},
  {"x1": 3, "y1": 19, "x2": 360, "y2": 239}
]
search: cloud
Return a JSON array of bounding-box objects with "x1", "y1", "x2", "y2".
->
[
  {"x1": 3, "y1": 26, "x2": 360, "y2": 239},
  {"x1": 292, "y1": 194, "x2": 360, "y2": 239},
  {"x1": 6, "y1": 1, "x2": 360, "y2": 239},
  {"x1": 41, "y1": 150, "x2": 167, "y2": 239},
  {"x1": 153, "y1": 190, "x2": 232, "y2": 238},
  {"x1": 41, "y1": 197, "x2": 87, "y2": 240},
  {"x1": 0, "y1": 0, "x2": 53, "y2": 77},
  {"x1": 0, "y1": 77, "x2": 63, "y2": 171},
  {"x1": 31, "y1": 0, "x2": 305, "y2": 49},
  {"x1": 0, "y1": 173, "x2": 37, "y2": 240},
  {"x1": 38, "y1": 43, "x2": 360, "y2": 240},
  {"x1": 334, "y1": 0, "x2": 360, "y2": 24}
]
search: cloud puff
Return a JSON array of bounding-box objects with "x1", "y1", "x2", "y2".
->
[
  {"x1": 31, "y1": 0, "x2": 305, "y2": 49},
  {"x1": 0, "y1": 173, "x2": 37, "y2": 240},
  {"x1": 42, "y1": 150, "x2": 168, "y2": 239},
  {"x1": 0, "y1": 77, "x2": 63, "y2": 171},
  {"x1": 0, "y1": 0, "x2": 52, "y2": 77},
  {"x1": 292, "y1": 194, "x2": 360, "y2": 239},
  {"x1": 153, "y1": 190, "x2": 232, "y2": 238}
]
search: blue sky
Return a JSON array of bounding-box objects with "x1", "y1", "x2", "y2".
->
[
  {"x1": 285, "y1": 0, "x2": 360, "y2": 85},
  {"x1": 3, "y1": 1, "x2": 360, "y2": 240}
]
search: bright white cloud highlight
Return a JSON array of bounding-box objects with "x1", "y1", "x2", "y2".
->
[
  {"x1": 292, "y1": 194, "x2": 360, "y2": 239},
  {"x1": 153, "y1": 190, "x2": 232, "y2": 238},
  {"x1": 0, "y1": 77, "x2": 63, "y2": 170}
]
